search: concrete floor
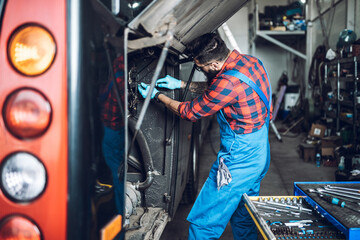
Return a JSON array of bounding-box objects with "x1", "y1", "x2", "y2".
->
[{"x1": 160, "y1": 118, "x2": 337, "y2": 240}]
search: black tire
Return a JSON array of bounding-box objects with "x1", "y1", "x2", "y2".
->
[{"x1": 181, "y1": 125, "x2": 200, "y2": 204}]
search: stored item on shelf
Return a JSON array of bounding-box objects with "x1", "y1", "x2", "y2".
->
[{"x1": 309, "y1": 123, "x2": 326, "y2": 138}]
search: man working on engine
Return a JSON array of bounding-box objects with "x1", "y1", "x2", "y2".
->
[{"x1": 138, "y1": 32, "x2": 272, "y2": 240}]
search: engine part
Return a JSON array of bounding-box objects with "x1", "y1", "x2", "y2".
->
[
  {"x1": 128, "y1": 117, "x2": 154, "y2": 191},
  {"x1": 125, "y1": 182, "x2": 141, "y2": 222}
]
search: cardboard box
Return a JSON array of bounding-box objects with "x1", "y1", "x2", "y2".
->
[
  {"x1": 321, "y1": 147, "x2": 334, "y2": 157},
  {"x1": 309, "y1": 124, "x2": 326, "y2": 138},
  {"x1": 321, "y1": 136, "x2": 342, "y2": 148},
  {"x1": 299, "y1": 143, "x2": 317, "y2": 162}
]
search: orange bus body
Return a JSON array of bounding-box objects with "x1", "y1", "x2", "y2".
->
[{"x1": 0, "y1": 0, "x2": 68, "y2": 239}]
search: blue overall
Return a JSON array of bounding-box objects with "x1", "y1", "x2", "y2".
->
[
  {"x1": 187, "y1": 70, "x2": 271, "y2": 239},
  {"x1": 102, "y1": 125, "x2": 125, "y2": 215}
]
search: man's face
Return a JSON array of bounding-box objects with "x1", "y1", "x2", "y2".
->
[{"x1": 194, "y1": 59, "x2": 220, "y2": 81}]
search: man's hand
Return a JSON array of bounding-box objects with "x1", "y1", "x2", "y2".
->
[
  {"x1": 137, "y1": 82, "x2": 159, "y2": 99},
  {"x1": 156, "y1": 75, "x2": 182, "y2": 90}
]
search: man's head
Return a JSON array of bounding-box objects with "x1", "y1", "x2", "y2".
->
[{"x1": 186, "y1": 33, "x2": 230, "y2": 79}]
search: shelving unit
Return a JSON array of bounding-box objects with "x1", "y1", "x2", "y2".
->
[
  {"x1": 324, "y1": 56, "x2": 360, "y2": 146},
  {"x1": 249, "y1": 2, "x2": 306, "y2": 60}
]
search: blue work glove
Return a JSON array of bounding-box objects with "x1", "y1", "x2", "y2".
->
[
  {"x1": 156, "y1": 75, "x2": 182, "y2": 90},
  {"x1": 137, "y1": 82, "x2": 159, "y2": 99}
]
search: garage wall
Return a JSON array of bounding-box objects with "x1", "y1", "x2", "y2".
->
[
  {"x1": 218, "y1": 6, "x2": 249, "y2": 54},
  {"x1": 307, "y1": 0, "x2": 347, "y2": 58}
]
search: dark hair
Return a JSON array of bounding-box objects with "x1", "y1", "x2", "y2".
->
[{"x1": 186, "y1": 33, "x2": 229, "y2": 64}]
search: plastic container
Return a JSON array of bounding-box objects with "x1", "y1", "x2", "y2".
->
[
  {"x1": 339, "y1": 156, "x2": 345, "y2": 171},
  {"x1": 316, "y1": 153, "x2": 321, "y2": 167}
]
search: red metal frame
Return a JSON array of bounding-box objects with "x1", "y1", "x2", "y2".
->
[{"x1": 0, "y1": 0, "x2": 68, "y2": 238}]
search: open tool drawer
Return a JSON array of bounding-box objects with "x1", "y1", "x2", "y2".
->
[
  {"x1": 243, "y1": 194, "x2": 346, "y2": 240},
  {"x1": 294, "y1": 182, "x2": 360, "y2": 240}
]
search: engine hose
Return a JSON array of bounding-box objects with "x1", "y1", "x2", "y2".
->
[{"x1": 128, "y1": 117, "x2": 154, "y2": 191}]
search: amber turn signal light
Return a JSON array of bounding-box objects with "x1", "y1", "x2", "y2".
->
[
  {"x1": 3, "y1": 89, "x2": 51, "y2": 139},
  {"x1": 8, "y1": 25, "x2": 56, "y2": 76}
]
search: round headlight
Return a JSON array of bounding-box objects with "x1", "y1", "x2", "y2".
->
[
  {"x1": 0, "y1": 215, "x2": 41, "y2": 240},
  {"x1": 3, "y1": 88, "x2": 52, "y2": 139},
  {"x1": 1, "y1": 152, "x2": 47, "y2": 202},
  {"x1": 7, "y1": 24, "x2": 56, "y2": 76}
]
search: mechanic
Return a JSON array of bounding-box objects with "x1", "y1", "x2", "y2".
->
[
  {"x1": 99, "y1": 55, "x2": 125, "y2": 216},
  {"x1": 138, "y1": 33, "x2": 272, "y2": 240}
]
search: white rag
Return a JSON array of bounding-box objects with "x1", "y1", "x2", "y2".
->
[{"x1": 217, "y1": 157, "x2": 232, "y2": 190}]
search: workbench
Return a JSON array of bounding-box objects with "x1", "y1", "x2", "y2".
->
[{"x1": 244, "y1": 182, "x2": 360, "y2": 240}]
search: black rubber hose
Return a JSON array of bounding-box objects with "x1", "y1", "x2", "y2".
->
[{"x1": 128, "y1": 117, "x2": 154, "y2": 191}]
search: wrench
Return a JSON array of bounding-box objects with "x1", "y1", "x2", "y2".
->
[
  {"x1": 323, "y1": 187, "x2": 360, "y2": 197},
  {"x1": 309, "y1": 188, "x2": 360, "y2": 204},
  {"x1": 316, "y1": 188, "x2": 360, "y2": 201},
  {"x1": 325, "y1": 185, "x2": 360, "y2": 193}
]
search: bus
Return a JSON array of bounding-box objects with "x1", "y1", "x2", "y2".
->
[{"x1": 0, "y1": 0, "x2": 248, "y2": 239}]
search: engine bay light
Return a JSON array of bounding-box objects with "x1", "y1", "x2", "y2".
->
[
  {"x1": 1, "y1": 152, "x2": 47, "y2": 202},
  {"x1": 0, "y1": 216, "x2": 41, "y2": 240}
]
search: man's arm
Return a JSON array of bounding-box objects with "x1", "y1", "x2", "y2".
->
[
  {"x1": 180, "y1": 81, "x2": 207, "y2": 94},
  {"x1": 157, "y1": 93, "x2": 181, "y2": 116}
]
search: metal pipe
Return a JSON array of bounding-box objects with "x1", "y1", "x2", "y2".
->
[
  {"x1": 134, "y1": 31, "x2": 173, "y2": 132},
  {"x1": 128, "y1": 118, "x2": 154, "y2": 191},
  {"x1": 128, "y1": 31, "x2": 173, "y2": 159},
  {"x1": 135, "y1": 171, "x2": 155, "y2": 191}
]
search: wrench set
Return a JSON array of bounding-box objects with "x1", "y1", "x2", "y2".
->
[
  {"x1": 294, "y1": 182, "x2": 360, "y2": 240},
  {"x1": 244, "y1": 194, "x2": 345, "y2": 240}
]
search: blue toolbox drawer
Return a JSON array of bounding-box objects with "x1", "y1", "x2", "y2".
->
[
  {"x1": 294, "y1": 182, "x2": 360, "y2": 240},
  {"x1": 243, "y1": 194, "x2": 345, "y2": 240}
]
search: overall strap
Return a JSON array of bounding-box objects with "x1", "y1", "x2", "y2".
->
[{"x1": 225, "y1": 70, "x2": 271, "y2": 112}]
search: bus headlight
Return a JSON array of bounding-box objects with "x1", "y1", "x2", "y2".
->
[
  {"x1": 7, "y1": 25, "x2": 56, "y2": 76},
  {"x1": 0, "y1": 215, "x2": 41, "y2": 240},
  {"x1": 1, "y1": 153, "x2": 47, "y2": 202},
  {"x1": 3, "y1": 89, "x2": 52, "y2": 139}
]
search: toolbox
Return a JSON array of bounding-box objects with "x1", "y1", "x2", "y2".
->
[
  {"x1": 294, "y1": 182, "x2": 360, "y2": 240},
  {"x1": 244, "y1": 182, "x2": 360, "y2": 240}
]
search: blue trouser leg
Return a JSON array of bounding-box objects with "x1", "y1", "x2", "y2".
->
[
  {"x1": 230, "y1": 146, "x2": 270, "y2": 240},
  {"x1": 102, "y1": 125, "x2": 124, "y2": 215},
  {"x1": 230, "y1": 199, "x2": 257, "y2": 240},
  {"x1": 187, "y1": 119, "x2": 270, "y2": 240},
  {"x1": 187, "y1": 154, "x2": 269, "y2": 239},
  {"x1": 230, "y1": 185, "x2": 261, "y2": 240}
]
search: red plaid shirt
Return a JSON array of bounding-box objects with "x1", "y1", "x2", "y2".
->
[
  {"x1": 178, "y1": 50, "x2": 272, "y2": 134},
  {"x1": 100, "y1": 56, "x2": 125, "y2": 130}
]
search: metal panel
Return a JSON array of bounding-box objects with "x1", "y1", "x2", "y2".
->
[{"x1": 129, "y1": 0, "x2": 249, "y2": 52}]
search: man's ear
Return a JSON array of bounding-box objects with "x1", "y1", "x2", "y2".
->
[{"x1": 211, "y1": 61, "x2": 222, "y2": 71}]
